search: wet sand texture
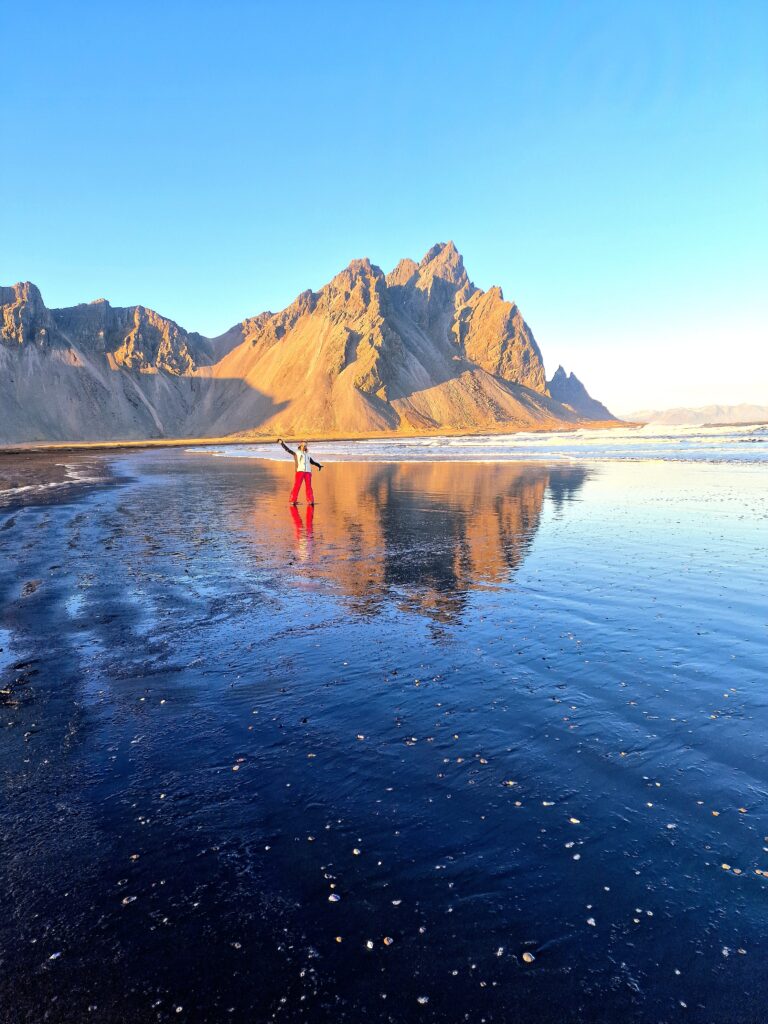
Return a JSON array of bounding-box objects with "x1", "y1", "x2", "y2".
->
[{"x1": 0, "y1": 451, "x2": 766, "y2": 1023}]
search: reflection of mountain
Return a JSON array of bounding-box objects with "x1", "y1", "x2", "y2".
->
[
  {"x1": 236, "y1": 460, "x2": 589, "y2": 623},
  {"x1": 546, "y1": 466, "x2": 592, "y2": 511}
]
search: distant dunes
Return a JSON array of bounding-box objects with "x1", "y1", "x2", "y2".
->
[{"x1": 0, "y1": 243, "x2": 616, "y2": 443}]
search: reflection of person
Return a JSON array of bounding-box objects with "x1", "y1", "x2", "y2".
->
[
  {"x1": 289, "y1": 503, "x2": 314, "y2": 560},
  {"x1": 278, "y1": 439, "x2": 323, "y2": 505}
]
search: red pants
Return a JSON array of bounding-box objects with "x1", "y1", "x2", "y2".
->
[{"x1": 289, "y1": 471, "x2": 314, "y2": 503}]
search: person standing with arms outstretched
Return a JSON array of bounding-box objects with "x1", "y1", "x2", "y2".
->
[{"x1": 278, "y1": 439, "x2": 323, "y2": 505}]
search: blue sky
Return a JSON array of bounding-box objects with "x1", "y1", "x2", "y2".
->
[{"x1": 2, "y1": 0, "x2": 766, "y2": 411}]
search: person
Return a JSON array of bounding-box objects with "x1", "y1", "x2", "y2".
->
[{"x1": 277, "y1": 438, "x2": 323, "y2": 505}]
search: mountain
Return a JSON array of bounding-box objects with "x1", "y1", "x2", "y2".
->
[
  {"x1": 623, "y1": 403, "x2": 768, "y2": 426},
  {"x1": 0, "y1": 243, "x2": 616, "y2": 443},
  {"x1": 0, "y1": 282, "x2": 234, "y2": 442},
  {"x1": 547, "y1": 366, "x2": 616, "y2": 421}
]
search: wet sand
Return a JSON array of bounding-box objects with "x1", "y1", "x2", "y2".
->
[{"x1": 0, "y1": 450, "x2": 766, "y2": 1023}]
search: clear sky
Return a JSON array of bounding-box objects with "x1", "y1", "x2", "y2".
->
[{"x1": 2, "y1": 0, "x2": 766, "y2": 412}]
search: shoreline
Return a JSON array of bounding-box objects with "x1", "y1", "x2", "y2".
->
[{"x1": 0, "y1": 420, "x2": 639, "y2": 457}]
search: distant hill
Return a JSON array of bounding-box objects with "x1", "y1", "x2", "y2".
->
[
  {"x1": 1, "y1": 243, "x2": 617, "y2": 443},
  {"x1": 624, "y1": 403, "x2": 768, "y2": 426}
]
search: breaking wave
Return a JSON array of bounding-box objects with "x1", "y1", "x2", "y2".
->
[{"x1": 190, "y1": 423, "x2": 768, "y2": 465}]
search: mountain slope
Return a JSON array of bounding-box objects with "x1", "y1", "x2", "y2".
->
[
  {"x1": 1, "y1": 244, "x2": 615, "y2": 443},
  {"x1": 0, "y1": 282, "x2": 245, "y2": 441},
  {"x1": 206, "y1": 242, "x2": 570, "y2": 436}
]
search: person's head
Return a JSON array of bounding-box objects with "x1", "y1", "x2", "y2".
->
[{"x1": 299, "y1": 441, "x2": 309, "y2": 451}]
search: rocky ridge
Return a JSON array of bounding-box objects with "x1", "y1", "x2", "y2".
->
[
  {"x1": 0, "y1": 243, "x2": 616, "y2": 442},
  {"x1": 547, "y1": 365, "x2": 616, "y2": 421}
]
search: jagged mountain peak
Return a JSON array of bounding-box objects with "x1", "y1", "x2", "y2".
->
[
  {"x1": 385, "y1": 258, "x2": 419, "y2": 288},
  {"x1": 547, "y1": 366, "x2": 615, "y2": 421},
  {"x1": 0, "y1": 280, "x2": 212, "y2": 375},
  {"x1": 317, "y1": 259, "x2": 385, "y2": 323},
  {"x1": 348, "y1": 256, "x2": 379, "y2": 274},
  {"x1": 5, "y1": 280, "x2": 44, "y2": 300},
  {"x1": 1, "y1": 280, "x2": 47, "y2": 316},
  {"x1": 421, "y1": 240, "x2": 460, "y2": 263},
  {"x1": 217, "y1": 243, "x2": 550, "y2": 412},
  {"x1": 417, "y1": 240, "x2": 468, "y2": 289},
  {"x1": 1, "y1": 249, "x2": 618, "y2": 442},
  {"x1": 1, "y1": 281, "x2": 52, "y2": 346},
  {"x1": 327, "y1": 256, "x2": 383, "y2": 289}
]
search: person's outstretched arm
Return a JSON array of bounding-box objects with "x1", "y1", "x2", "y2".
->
[
  {"x1": 278, "y1": 438, "x2": 296, "y2": 457},
  {"x1": 310, "y1": 457, "x2": 323, "y2": 471}
]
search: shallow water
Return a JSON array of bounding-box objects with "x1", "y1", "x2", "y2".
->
[
  {"x1": 191, "y1": 422, "x2": 768, "y2": 466},
  {"x1": 0, "y1": 451, "x2": 766, "y2": 1023}
]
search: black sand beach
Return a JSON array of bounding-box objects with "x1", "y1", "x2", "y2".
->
[{"x1": 0, "y1": 449, "x2": 766, "y2": 1023}]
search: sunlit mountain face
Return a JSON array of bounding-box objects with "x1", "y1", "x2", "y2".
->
[{"x1": 0, "y1": 245, "x2": 615, "y2": 443}]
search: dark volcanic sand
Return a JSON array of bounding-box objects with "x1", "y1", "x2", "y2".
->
[{"x1": 0, "y1": 450, "x2": 766, "y2": 1024}]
